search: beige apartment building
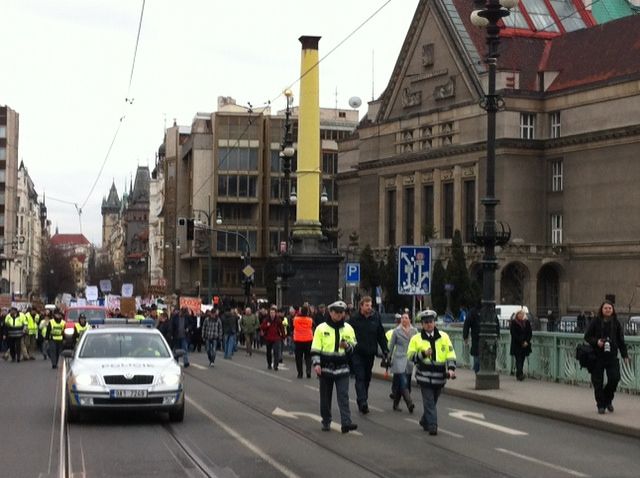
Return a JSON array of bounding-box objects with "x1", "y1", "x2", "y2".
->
[
  {"x1": 160, "y1": 97, "x2": 357, "y2": 302},
  {"x1": 338, "y1": 0, "x2": 640, "y2": 317}
]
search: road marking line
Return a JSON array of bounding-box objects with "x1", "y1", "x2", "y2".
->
[
  {"x1": 304, "y1": 385, "x2": 319, "y2": 392},
  {"x1": 495, "y1": 448, "x2": 590, "y2": 477},
  {"x1": 190, "y1": 363, "x2": 207, "y2": 370},
  {"x1": 273, "y1": 407, "x2": 362, "y2": 436},
  {"x1": 187, "y1": 397, "x2": 302, "y2": 478},
  {"x1": 218, "y1": 359, "x2": 293, "y2": 383},
  {"x1": 348, "y1": 398, "x2": 383, "y2": 412},
  {"x1": 449, "y1": 409, "x2": 528, "y2": 436},
  {"x1": 404, "y1": 418, "x2": 463, "y2": 438}
]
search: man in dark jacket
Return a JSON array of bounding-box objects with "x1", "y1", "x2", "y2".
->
[
  {"x1": 221, "y1": 307, "x2": 238, "y2": 359},
  {"x1": 349, "y1": 296, "x2": 389, "y2": 414},
  {"x1": 171, "y1": 308, "x2": 192, "y2": 367},
  {"x1": 463, "y1": 304, "x2": 500, "y2": 374}
]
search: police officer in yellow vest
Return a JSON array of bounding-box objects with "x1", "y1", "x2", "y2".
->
[
  {"x1": 311, "y1": 300, "x2": 358, "y2": 434},
  {"x1": 24, "y1": 308, "x2": 38, "y2": 360},
  {"x1": 407, "y1": 310, "x2": 456, "y2": 435},
  {"x1": 74, "y1": 314, "x2": 90, "y2": 345},
  {"x1": 3, "y1": 308, "x2": 26, "y2": 362},
  {"x1": 47, "y1": 310, "x2": 66, "y2": 369}
]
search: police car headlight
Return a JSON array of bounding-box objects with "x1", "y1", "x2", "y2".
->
[
  {"x1": 159, "y1": 373, "x2": 181, "y2": 386},
  {"x1": 74, "y1": 374, "x2": 99, "y2": 387}
]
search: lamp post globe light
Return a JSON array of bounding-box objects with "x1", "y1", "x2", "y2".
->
[
  {"x1": 470, "y1": 0, "x2": 516, "y2": 390},
  {"x1": 278, "y1": 88, "x2": 296, "y2": 307}
]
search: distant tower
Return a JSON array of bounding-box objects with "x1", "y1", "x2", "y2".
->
[{"x1": 101, "y1": 181, "x2": 121, "y2": 248}]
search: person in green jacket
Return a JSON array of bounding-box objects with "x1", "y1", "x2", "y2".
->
[{"x1": 240, "y1": 307, "x2": 260, "y2": 357}]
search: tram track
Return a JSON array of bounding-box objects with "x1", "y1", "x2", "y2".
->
[{"x1": 184, "y1": 368, "x2": 398, "y2": 478}]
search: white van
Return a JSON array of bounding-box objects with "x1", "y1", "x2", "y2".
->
[{"x1": 495, "y1": 305, "x2": 529, "y2": 329}]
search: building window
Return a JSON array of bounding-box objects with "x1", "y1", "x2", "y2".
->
[
  {"x1": 322, "y1": 152, "x2": 338, "y2": 174},
  {"x1": 520, "y1": 113, "x2": 536, "y2": 139},
  {"x1": 551, "y1": 160, "x2": 563, "y2": 192},
  {"x1": 218, "y1": 147, "x2": 259, "y2": 171},
  {"x1": 0, "y1": 147, "x2": 5, "y2": 160},
  {"x1": 550, "y1": 111, "x2": 561, "y2": 138},
  {"x1": 464, "y1": 180, "x2": 476, "y2": 243},
  {"x1": 216, "y1": 230, "x2": 257, "y2": 253},
  {"x1": 551, "y1": 214, "x2": 563, "y2": 245},
  {"x1": 423, "y1": 184, "x2": 434, "y2": 241},
  {"x1": 404, "y1": 187, "x2": 414, "y2": 245},
  {"x1": 0, "y1": 126, "x2": 5, "y2": 138},
  {"x1": 443, "y1": 182, "x2": 454, "y2": 239},
  {"x1": 387, "y1": 189, "x2": 396, "y2": 246},
  {"x1": 218, "y1": 175, "x2": 257, "y2": 198}
]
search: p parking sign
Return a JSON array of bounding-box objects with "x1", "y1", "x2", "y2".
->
[{"x1": 345, "y1": 263, "x2": 360, "y2": 284}]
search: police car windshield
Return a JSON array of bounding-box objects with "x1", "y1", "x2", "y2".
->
[
  {"x1": 67, "y1": 308, "x2": 107, "y2": 321},
  {"x1": 79, "y1": 333, "x2": 171, "y2": 359}
]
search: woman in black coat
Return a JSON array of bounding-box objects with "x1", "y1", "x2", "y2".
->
[
  {"x1": 509, "y1": 310, "x2": 532, "y2": 381},
  {"x1": 584, "y1": 300, "x2": 629, "y2": 414}
]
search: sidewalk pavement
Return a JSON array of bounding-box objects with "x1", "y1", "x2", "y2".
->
[{"x1": 371, "y1": 361, "x2": 640, "y2": 438}]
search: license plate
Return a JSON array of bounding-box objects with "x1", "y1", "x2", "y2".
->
[{"x1": 110, "y1": 389, "x2": 148, "y2": 398}]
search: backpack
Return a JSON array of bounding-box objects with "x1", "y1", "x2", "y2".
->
[{"x1": 575, "y1": 343, "x2": 596, "y2": 372}]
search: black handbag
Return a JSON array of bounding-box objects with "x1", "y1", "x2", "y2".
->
[{"x1": 576, "y1": 343, "x2": 596, "y2": 371}]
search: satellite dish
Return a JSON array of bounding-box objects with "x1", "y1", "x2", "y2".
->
[{"x1": 348, "y1": 96, "x2": 362, "y2": 109}]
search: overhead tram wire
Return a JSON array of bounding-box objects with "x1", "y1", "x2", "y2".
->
[
  {"x1": 192, "y1": 0, "x2": 394, "y2": 199},
  {"x1": 270, "y1": 0, "x2": 393, "y2": 105},
  {"x1": 76, "y1": 0, "x2": 146, "y2": 225}
]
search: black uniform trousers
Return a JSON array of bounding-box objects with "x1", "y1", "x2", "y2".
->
[
  {"x1": 319, "y1": 373, "x2": 352, "y2": 427},
  {"x1": 590, "y1": 358, "x2": 621, "y2": 408}
]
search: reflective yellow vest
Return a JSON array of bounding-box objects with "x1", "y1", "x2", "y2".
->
[
  {"x1": 74, "y1": 322, "x2": 90, "y2": 340},
  {"x1": 5, "y1": 314, "x2": 26, "y2": 338},
  {"x1": 49, "y1": 319, "x2": 65, "y2": 341},
  {"x1": 25, "y1": 313, "x2": 38, "y2": 336},
  {"x1": 310, "y1": 320, "x2": 357, "y2": 376},
  {"x1": 407, "y1": 329, "x2": 456, "y2": 387}
]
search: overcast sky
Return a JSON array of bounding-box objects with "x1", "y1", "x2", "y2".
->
[{"x1": 1, "y1": 0, "x2": 416, "y2": 245}]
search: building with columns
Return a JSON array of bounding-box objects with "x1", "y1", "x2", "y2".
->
[{"x1": 337, "y1": 0, "x2": 640, "y2": 317}]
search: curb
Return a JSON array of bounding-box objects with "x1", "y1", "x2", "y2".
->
[{"x1": 372, "y1": 371, "x2": 640, "y2": 439}]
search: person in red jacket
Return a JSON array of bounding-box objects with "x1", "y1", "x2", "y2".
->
[
  {"x1": 260, "y1": 306, "x2": 285, "y2": 371},
  {"x1": 293, "y1": 304, "x2": 314, "y2": 378}
]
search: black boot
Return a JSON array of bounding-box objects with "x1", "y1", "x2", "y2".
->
[
  {"x1": 402, "y1": 389, "x2": 415, "y2": 414},
  {"x1": 392, "y1": 394, "x2": 401, "y2": 411}
]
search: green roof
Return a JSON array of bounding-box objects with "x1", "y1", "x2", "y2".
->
[{"x1": 592, "y1": 0, "x2": 635, "y2": 23}]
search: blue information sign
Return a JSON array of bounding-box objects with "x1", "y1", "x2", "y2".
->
[
  {"x1": 397, "y1": 246, "x2": 431, "y2": 295},
  {"x1": 345, "y1": 262, "x2": 360, "y2": 284}
]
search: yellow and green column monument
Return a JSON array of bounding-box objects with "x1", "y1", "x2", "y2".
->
[{"x1": 293, "y1": 35, "x2": 322, "y2": 239}]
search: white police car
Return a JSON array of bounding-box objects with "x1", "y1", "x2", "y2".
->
[{"x1": 63, "y1": 324, "x2": 185, "y2": 422}]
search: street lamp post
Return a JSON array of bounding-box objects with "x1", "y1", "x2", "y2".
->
[
  {"x1": 470, "y1": 0, "x2": 516, "y2": 390},
  {"x1": 193, "y1": 200, "x2": 222, "y2": 305},
  {"x1": 278, "y1": 88, "x2": 296, "y2": 307}
]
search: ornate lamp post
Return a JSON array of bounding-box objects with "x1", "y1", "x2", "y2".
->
[
  {"x1": 470, "y1": 0, "x2": 516, "y2": 390},
  {"x1": 278, "y1": 88, "x2": 296, "y2": 307}
]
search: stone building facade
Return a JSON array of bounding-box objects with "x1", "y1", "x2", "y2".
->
[{"x1": 337, "y1": 0, "x2": 640, "y2": 317}]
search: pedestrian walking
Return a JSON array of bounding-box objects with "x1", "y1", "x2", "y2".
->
[
  {"x1": 584, "y1": 300, "x2": 630, "y2": 414},
  {"x1": 293, "y1": 304, "x2": 314, "y2": 378},
  {"x1": 349, "y1": 296, "x2": 389, "y2": 414},
  {"x1": 509, "y1": 309, "x2": 532, "y2": 381},
  {"x1": 221, "y1": 307, "x2": 238, "y2": 359},
  {"x1": 239, "y1": 307, "x2": 260, "y2": 357},
  {"x1": 47, "y1": 310, "x2": 66, "y2": 369},
  {"x1": 3, "y1": 308, "x2": 25, "y2": 363},
  {"x1": 388, "y1": 313, "x2": 417, "y2": 412},
  {"x1": 407, "y1": 310, "x2": 456, "y2": 435},
  {"x1": 463, "y1": 304, "x2": 501, "y2": 374},
  {"x1": 260, "y1": 306, "x2": 285, "y2": 370},
  {"x1": 171, "y1": 308, "x2": 192, "y2": 367},
  {"x1": 23, "y1": 307, "x2": 38, "y2": 360},
  {"x1": 201, "y1": 310, "x2": 222, "y2": 367},
  {"x1": 311, "y1": 300, "x2": 358, "y2": 433}
]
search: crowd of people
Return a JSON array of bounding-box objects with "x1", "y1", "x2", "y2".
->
[{"x1": 1, "y1": 296, "x2": 630, "y2": 428}]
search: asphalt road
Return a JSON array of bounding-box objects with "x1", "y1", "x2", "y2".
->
[{"x1": 1, "y1": 349, "x2": 639, "y2": 478}]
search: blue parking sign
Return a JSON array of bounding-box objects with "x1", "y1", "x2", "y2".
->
[
  {"x1": 397, "y1": 246, "x2": 431, "y2": 295},
  {"x1": 345, "y1": 263, "x2": 360, "y2": 284}
]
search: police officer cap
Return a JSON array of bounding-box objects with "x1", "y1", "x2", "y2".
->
[
  {"x1": 78, "y1": 313, "x2": 86, "y2": 320},
  {"x1": 418, "y1": 309, "x2": 437, "y2": 322},
  {"x1": 328, "y1": 300, "x2": 347, "y2": 312}
]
